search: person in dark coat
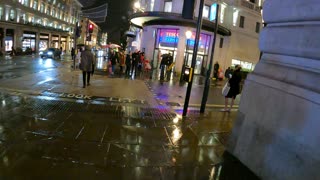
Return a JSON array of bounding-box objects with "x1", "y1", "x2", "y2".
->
[
  {"x1": 224, "y1": 67, "x2": 233, "y2": 79},
  {"x1": 80, "y1": 46, "x2": 94, "y2": 88},
  {"x1": 214, "y1": 61, "x2": 220, "y2": 81},
  {"x1": 125, "y1": 52, "x2": 132, "y2": 76},
  {"x1": 223, "y1": 65, "x2": 242, "y2": 111},
  {"x1": 71, "y1": 47, "x2": 75, "y2": 60}
]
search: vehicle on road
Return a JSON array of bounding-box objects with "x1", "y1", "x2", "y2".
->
[{"x1": 39, "y1": 48, "x2": 61, "y2": 59}]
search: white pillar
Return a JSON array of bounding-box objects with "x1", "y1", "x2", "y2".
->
[{"x1": 228, "y1": 0, "x2": 320, "y2": 179}]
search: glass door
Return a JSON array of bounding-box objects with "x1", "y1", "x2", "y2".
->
[{"x1": 186, "y1": 53, "x2": 204, "y2": 75}]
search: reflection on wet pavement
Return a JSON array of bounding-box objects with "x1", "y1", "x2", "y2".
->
[{"x1": 0, "y1": 91, "x2": 259, "y2": 179}]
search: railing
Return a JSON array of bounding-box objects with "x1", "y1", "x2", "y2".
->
[{"x1": 240, "y1": 0, "x2": 262, "y2": 13}]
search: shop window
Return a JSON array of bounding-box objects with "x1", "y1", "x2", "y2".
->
[
  {"x1": 164, "y1": 1, "x2": 172, "y2": 12},
  {"x1": 9, "y1": 9, "x2": 15, "y2": 21},
  {"x1": 256, "y1": 22, "x2": 261, "y2": 33},
  {"x1": 239, "y1": 16, "x2": 245, "y2": 28},
  {"x1": 232, "y1": 59, "x2": 255, "y2": 71},
  {"x1": 203, "y1": 5, "x2": 210, "y2": 19}
]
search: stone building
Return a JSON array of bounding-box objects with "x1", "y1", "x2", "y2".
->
[
  {"x1": 129, "y1": 0, "x2": 264, "y2": 76},
  {"x1": 0, "y1": 0, "x2": 82, "y2": 53}
]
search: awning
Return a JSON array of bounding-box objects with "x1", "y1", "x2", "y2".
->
[{"x1": 129, "y1": 12, "x2": 232, "y2": 36}]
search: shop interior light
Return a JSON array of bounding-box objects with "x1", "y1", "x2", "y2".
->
[{"x1": 185, "y1": 30, "x2": 192, "y2": 39}]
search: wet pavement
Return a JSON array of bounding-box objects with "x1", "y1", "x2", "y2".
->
[{"x1": 0, "y1": 55, "x2": 259, "y2": 179}]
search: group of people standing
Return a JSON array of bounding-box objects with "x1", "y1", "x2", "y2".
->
[{"x1": 109, "y1": 49, "x2": 151, "y2": 77}]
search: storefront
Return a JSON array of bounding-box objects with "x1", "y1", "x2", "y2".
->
[
  {"x1": 51, "y1": 35, "x2": 59, "y2": 48},
  {"x1": 61, "y1": 36, "x2": 67, "y2": 52},
  {"x1": 153, "y1": 28, "x2": 179, "y2": 69},
  {"x1": 152, "y1": 28, "x2": 211, "y2": 75},
  {"x1": 5, "y1": 29, "x2": 14, "y2": 52},
  {"x1": 22, "y1": 31, "x2": 36, "y2": 52},
  {"x1": 39, "y1": 33, "x2": 49, "y2": 51}
]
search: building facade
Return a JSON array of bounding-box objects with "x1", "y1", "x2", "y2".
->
[
  {"x1": 0, "y1": 0, "x2": 82, "y2": 53},
  {"x1": 77, "y1": 17, "x2": 100, "y2": 48},
  {"x1": 129, "y1": 0, "x2": 264, "y2": 75}
]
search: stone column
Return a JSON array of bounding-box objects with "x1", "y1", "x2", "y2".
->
[
  {"x1": 175, "y1": 27, "x2": 187, "y2": 75},
  {"x1": 227, "y1": 0, "x2": 320, "y2": 179}
]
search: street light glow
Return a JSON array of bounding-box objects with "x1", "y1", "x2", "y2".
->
[
  {"x1": 134, "y1": 1, "x2": 141, "y2": 9},
  {"x1": 185, "y1": 30, "x2": 192, "y2": 39}
]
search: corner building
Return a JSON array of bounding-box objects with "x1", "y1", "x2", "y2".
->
[
  {"x1": 0, "y1": 0, "x2": 82, "y2": 53},
  {"x1": 129, "y1": 0, "x2": 264, "y2": 75}
]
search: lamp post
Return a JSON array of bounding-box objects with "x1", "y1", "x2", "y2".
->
[
  {"x1": 183, "y1": 0, "x2": 205, "y2": 116},
  {"x1": 180, "y1": 30, "x2": 192, "y2": 82}
]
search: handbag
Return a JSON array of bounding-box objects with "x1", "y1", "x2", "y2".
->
[{"x1": 222, "y1": 82, "x2": 230, "y2": 96}]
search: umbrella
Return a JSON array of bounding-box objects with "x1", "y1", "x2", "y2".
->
[{"x1": 108, "y1": 44, "x2": 121, "y2": 49}]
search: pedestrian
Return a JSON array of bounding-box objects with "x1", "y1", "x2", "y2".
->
[
  {"x1": 10, "y1": 46, "x2": 16, "y2": 56},
  {"x1": 214, "y1": 61, "x2": 220, "y2": 81},
  {"x1": 79, "y1": 45, "x2": 94, "y2": 88},
  {"x1": 166, "y1": 53, "x2": 174, "y2": 81},
  {"x1": 224, "y1": 67, "x2": 233, "y2": 79},
  {"x1": 110, "y1": 51, "x2": 118, "y2": 75},
  {"x1": 71, "y1": 47, "x2": 75, "y2": 60},
  {"x1": 131, "y1": 49, "x2": 139, "y2": 76},
  {"x1": 222, "y1": 65, "x2": 242, "y2": 112},
  {"x1": 125, "y1": 52, "x2": 131, "y2": 76},
  {"x1": 119, "y1": 51, "x2": 125, "y2": 74}
]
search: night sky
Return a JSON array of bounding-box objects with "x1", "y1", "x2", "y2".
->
[{"x1": 79, "y1": 0, "x2": 132, "y2": 44}]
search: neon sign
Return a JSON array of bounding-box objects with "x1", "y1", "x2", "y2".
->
[{"x1": 158, "y1": 29, "x2": 211, "y2": 50}]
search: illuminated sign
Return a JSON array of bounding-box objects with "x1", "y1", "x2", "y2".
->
[
  {"x1": 158, "y1": 29, "x2": 210, "y2": 48},
  {"x1": 210, "y1": 3, "x2": 218, "y2": 21}
]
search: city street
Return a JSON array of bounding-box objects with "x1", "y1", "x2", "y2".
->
[{"x1": 0, "y1": 55, "x2": 257, "y2": 179}]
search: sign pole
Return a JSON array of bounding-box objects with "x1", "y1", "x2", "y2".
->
[
  {"x1": 200, "y1": 4, "x2": 220, "y2": 113},
  {"x1": 182, "y1": 0, "x2": 205, "y2": 116}
]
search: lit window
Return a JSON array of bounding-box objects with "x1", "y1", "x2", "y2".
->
[
  {"x1": 233, "y1": 8, "x2": 239, "y2": 26},
  {"x1": 0, "y1": 7, "x2": 3, "y2": 20},
  {"x1": 24, "y1": 0, "x2": 29, "y2": 7},
  {"x1": 164, "y1": 1, "x2": 172, "y2": 12},
  {"x1": 203, "y1": 5, "x2": 210, "y2": 18},
  {"x1": 9, "y1": 9, "x2": 15, "y2": 21},
  {"x1": 33, "y1": 0, "x2": 38, "y2": 10},
  {"x1": 40, "y1": 3, "x2": 44, "y2": 13}
]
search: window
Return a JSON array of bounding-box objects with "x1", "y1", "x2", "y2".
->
[
  {"x1": 33, "y1": 0, "x2": 38, "y2": 10},
  {"x1": 239, "y1": 16, "x2": 245, "y2": 28},
  {"x1": 164, "y1": 1, "x2": 172, "y2": 12},
  {"x1": 219, "y1": 37, "x2": 224, "y2": 48},
  {"x1": 10, "y1": 9, "x2": 15, "y2": 21},
  {"x1": 0, "y1": 7, "x2": 3, "y2": 20},
  {"x1": 24, "y1": 0, "x2": 29, "y2": 7},
  {"x1": 255, "y1": 22, "x2": 261, "y2": 33},
  {"x1": 40, "y1": 3, "x2": 44, "y2": 12},
  {"x1": 203, "y1": 5, "x2": 210, "y2": 18}
]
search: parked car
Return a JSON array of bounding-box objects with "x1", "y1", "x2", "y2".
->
[{"x1": 39, "y1": 48, "x2": 61, "y2": 59}]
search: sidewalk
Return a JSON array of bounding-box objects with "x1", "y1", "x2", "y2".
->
[{"x1": 0, "y1": 55, "x2": 259, "y2": 179}]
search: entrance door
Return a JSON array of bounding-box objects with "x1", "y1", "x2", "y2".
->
[{"x1": 186, "y1": 53, "x2": 204, "y2": 74}]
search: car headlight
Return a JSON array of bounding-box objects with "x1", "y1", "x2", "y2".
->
[
  {"x1": 47, "y1": 52, "x2": 53, "y2": 55},
  {"x1": 39, "y1": 52, "x2": 43, "y2": 55}
]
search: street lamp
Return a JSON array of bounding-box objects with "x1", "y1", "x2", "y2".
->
[
  {"x1": 180, "y1": 30, "x2": 193, "y2": 82},
  {"x1": 134, "y1": 1, "x2": 141, "y2": 9}
]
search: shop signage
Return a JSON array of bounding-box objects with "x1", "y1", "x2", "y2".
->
[{"x1": 158, "y1": 29, "x2": 210, "y2": 48}]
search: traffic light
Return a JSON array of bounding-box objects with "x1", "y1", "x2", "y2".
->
[
  {"x1": 183, "y1": 66, "x2": 193, "y2": 82},
  {"x1": 88, "y1": 24, "x2": 93, "y2": 33}
]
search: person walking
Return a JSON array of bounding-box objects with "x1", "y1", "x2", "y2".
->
[
  {"x1": 214, "y1": 61, "x2": 220, "y2": 81},
  {"x1": 79, "y1": 45, "x2": 94, "y2": 88},
  {"x1": 224, "y1": 67, "x2": 233, "y2": 79},
  {"x1": 119, "y1": 51, "x2": 125, "y2": 74},
  {"x1": 125, "y1": 52, "x2": 132, "y2": 77},
  {"x1": 222, "y1": 65, "x2": 242, "y2": 112},
  {"x1": 110, "y1": 51, "x2": 118, "y2": 75},
  {"x1": 131, "y1": 50, "x2": 139, "y2": 76},
  {"x1": 71, "y1": 47, "x2": 75, "y2": 60}
]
